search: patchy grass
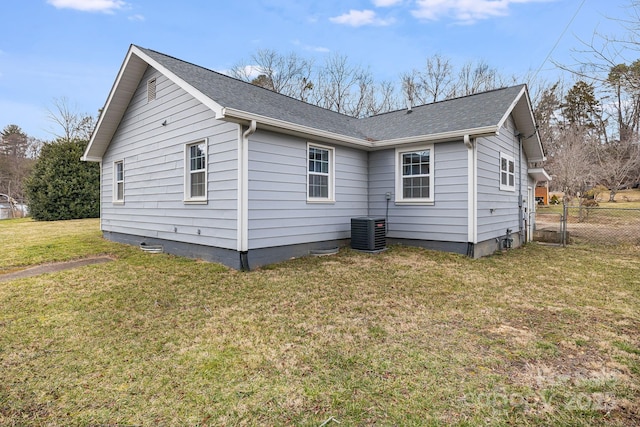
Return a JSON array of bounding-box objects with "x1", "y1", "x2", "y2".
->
[{"x1": 0, "y1": 219, "x2": 639, "y2": 425}]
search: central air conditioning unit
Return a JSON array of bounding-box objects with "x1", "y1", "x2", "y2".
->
[{"x1": 351, "y1": 217, "x2": 386, "y2": 251}]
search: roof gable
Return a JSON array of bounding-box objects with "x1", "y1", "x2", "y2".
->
[{"x1": 84, "y1": 45, "x2": 544, "y2": 162}]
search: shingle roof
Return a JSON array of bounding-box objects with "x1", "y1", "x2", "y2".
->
[
  {"x1": 138, "y1": 46, "x2": 525, "y2": 141},
  {"x1": 85, "y1": 45, "x2": 544, "y2": 161},
  {"x1": 139, "y1": 47, "x2": 366, "y2": 139},
  {"x1": 357, "y1": 85, "x2": 526, "y2": 140}
]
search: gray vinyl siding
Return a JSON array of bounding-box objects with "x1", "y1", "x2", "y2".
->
[
  {"x1": 368, "y1": 141, "x2": 468, "y2": 242},
  {"x1": 476, "y1": 116, "x2": 524, "y2": 241},
  {"x1": 247, "y1": 130, "x2": 368, "y2": 249},
  {"x1": 100, "y1": 66, "x2": 239, "y2": 250}
]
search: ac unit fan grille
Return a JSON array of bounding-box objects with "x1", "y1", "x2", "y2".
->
[{"x1": 351, "y1": 217, "x2": 386, "y2": 251}]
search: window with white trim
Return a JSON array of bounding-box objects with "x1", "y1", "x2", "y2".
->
[
  {"x1": 499, "y1": 152, "x2": 515, "y2": 191},
  {"x1": 396, "y1": 145, "x2": 433, "y2": 203},
  {"x1": 307, "y1": 143, "x2": 334, "y2": 202},
  {"x1": 185, "y1": 140, "x2": 207, "y2": 202},
  {"x1": 113, "y1": 160, "x2": 124, "y2": 203}
]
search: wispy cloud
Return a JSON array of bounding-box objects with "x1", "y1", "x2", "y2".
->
[
  {"x1": 46, "y1": 0, "x2": 127, "y2": 14},
  {"x1": 292, "y1": 40, "x2": 330, "y2": 53},
  {"x1": 128, "y1": 14, "x2": 145, "y2": 22},
  {"x1": 330, "y1": 9, "x2": 395, "y2": 27},
  {"x1": 411, "y1": 0, "x2": 551, "y2": 24},
  {"x1": 373, "y1": 0, "x2": 403, "y2": 7}
]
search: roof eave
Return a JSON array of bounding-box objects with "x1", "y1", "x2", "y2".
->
[
  {"x1": 528, "y1": 167, "x2": 551, "y2": 182},
  {"x1": 221, "y1": 107, "x2": 370, "y2": 149},
  {"x1": 83, "y1": 45, "x2": 146, "y2": 162},
  {"x1": 369, "y1": 126, "x2": 499, "y2": 150},
  {"x1": 501, "y1": 85, "x2": 546, "y2": 162},
  {"x1": 223, "y1": 107, "x2": 501, "y2": 150},
  {"x1": 83, "y1": 45, "x2": 226, "y2": 162}
]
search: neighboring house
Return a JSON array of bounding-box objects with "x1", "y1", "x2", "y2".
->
[
  {"x1": 83, "y1": 45, "x2": 550, "y2": 270},
  {"x1": 535, "y1": 181, "x2": 550, "y2": 205}
]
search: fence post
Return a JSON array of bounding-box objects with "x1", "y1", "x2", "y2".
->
[{"x1": 561, "y1": 200, "x2": 568, "y2": 247}]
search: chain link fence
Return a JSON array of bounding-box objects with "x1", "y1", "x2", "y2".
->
[{"x1": 534, "y1": 203, "x2": 640, "y2": 246}]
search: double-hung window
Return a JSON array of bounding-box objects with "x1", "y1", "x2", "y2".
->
[
  {"x1": 499, "y1": 152, "x2": 515, "y2": 191},
  {"x1": 307, "y1": 143, "x2": 334, "y2": 202},
  {"x1": 185, "y1": 140, "x2": 207, "y2": 202},
  {"x1": 113, "y1": 160, "x2": 124, "y2": 203},
  {"x1": 396, "y1": 145, "x2": 434, "y2": 204}
]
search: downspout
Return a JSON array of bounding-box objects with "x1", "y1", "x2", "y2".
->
[
  {"x1": 238, "y1": 120, "x2": 256, "y2": 271},
  {"x1": 464, "y1": 134, "x2": 477, "y2": 257},
  {"x1": 517, "y1": 132, "x2": 524, "y2": 245}
]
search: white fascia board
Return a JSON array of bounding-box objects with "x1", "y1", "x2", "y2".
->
[
  {"x1": 496, "y1": 85, "x2": 526, "y2": 131},
  {"x1": 370, "y1": 126, "x2": 499, "y2": 150},
  {"x1": 221, "y1": 107, "x2": 368, "y2": 148},
  {"x1": 528, "y1": 167, "x2": 552, "y2": 182},
  {"x1": 82, "y1": 155, "x2": 103, "y2": 162},
  {"x1": 83, "y1": 45, "x2": 141, "y2": 162},
  {"x1": 498, "y1": 86, "x2": 546, "y2": 162},
  {"x1": 131, "y1": 46, "x2": 225, "y2": 118},
  {"x1": 222, "y1": 107, "x2": 500, "y2": 150}
]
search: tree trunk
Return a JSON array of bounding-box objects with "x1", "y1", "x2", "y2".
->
[{"x1": 609, "y1": 190, "x2": 616, "y2": 202}]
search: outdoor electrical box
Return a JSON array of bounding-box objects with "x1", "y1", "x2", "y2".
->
[{"x1": 350, "y1": 217, "x2": 386, "y2": 251}]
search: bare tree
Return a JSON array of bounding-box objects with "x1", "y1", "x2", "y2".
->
[
  {"x1": 546, "y1": 126, "x2": 597, "y2": 196},
  {"x1": 228, "y1": 49, "x2": 314, "y2": 101},
  {"x1": 454, "y1": 60, "x2": 501, "y2": 97},
  {"x1": 594, "y1": 137, "x2": 640, "y2": 201},
  {"x1": 313, "y1": 53, "x2": 377, "y2": 117},
  {"x1": 421, "y1": 54, "x2": 456, "y2": 103},
  {"x1": 400, "y1": 69, "x2": 421, "y2": 106},
  {"x1": 606, "y1": 61, "x2": 640, "y2": 143},
  {"x1": 47, "y1": 97, "x2": 97, "y2": 142}
]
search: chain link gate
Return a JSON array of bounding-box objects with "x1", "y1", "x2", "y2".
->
[{"x1": 535, "y1": 201, "x2": 640, "y2": 246}]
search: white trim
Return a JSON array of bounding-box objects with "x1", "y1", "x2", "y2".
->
[
  {"x1": 184, "y1": 139, "x2": 208, "y2": 203},
  {"x1": 372, "y1": 126, "x2": 498, "y2": 149},
  {"x1": 237, "y1": 122, "x2": 254, "y2": 252},
  {"x1": 83, "y1": 47, "x2": 143, "y2": 162},
  {"x1": 499, "y1": 152, "x2": 516, "y2": 192},
  {"x1": 133, "y1": 46, "x2": 224, "y2": 118},
  {"x1": 527, "y1": 186, "x2": 534, "y2": 242},
  {"x1": 395, "y1": 143, "x2": 434, "y2": 204},
  {"x1": 113, "y1": 159, "x2": 124, "y2": 204},
  {"x1": 496, "y1": 85, "x2": 526, "y2": 131},
  {"x1": 222, "y1": 107, "x2": 500, "y2": 151},
  {"x1": 306, "y1": 142, "x2": 335, "y2": 203},
  {"x1": 528, "y1": 167, "x2": 551, "y2": 182},
  {"x1": 466, "y1": 138, "x2": 477, "y2": 244}
]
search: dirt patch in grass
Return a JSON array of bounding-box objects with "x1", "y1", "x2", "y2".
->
[{"x1": 0, "y1": 256, "x2": 114, "y2": 282}]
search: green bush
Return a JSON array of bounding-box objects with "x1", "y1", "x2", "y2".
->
[
  {"x1": 550, "y1": 194, "x2": 560, "y2": 205},
  {"x1": 25, "y1": 139, "x2": 99, "y2": 221}
]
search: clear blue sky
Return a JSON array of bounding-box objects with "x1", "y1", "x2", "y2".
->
[{"x1": 0, "y1": 0, "x2": 634, "y2": 141}]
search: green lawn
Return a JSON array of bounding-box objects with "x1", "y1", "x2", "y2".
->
[{"x1": 1, "y1": 219, "x2": 639, "y2": 425}]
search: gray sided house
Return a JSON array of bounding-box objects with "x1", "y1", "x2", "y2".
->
[{"x1": 83, "y1": 45, "x2": 550, "y2": 270}]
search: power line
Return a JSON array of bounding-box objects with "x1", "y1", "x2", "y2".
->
[{"x1": 532, "y1": 0, "x2": 587, "y2": 81}]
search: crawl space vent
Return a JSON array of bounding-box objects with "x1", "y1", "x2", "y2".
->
[{"x1": 147, "y1": 78, "x2": 157, "y2": 102}]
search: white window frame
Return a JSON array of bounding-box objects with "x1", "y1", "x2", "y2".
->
[
  {"x1": 499, "y1": 152, "x2": 516, "y2": 192},
  {"x1": 307, "y1": 142, "x2": 335, "y2": 203},
  {"x1": 113, "y1": 160, "x2": 124, "y2": 204},
  {"x1": 395, "y1": 144, "x2": 434, "y2": 204},
  {"x1": 184, "y1": 140, "x2": 208, "y2": 204}
]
